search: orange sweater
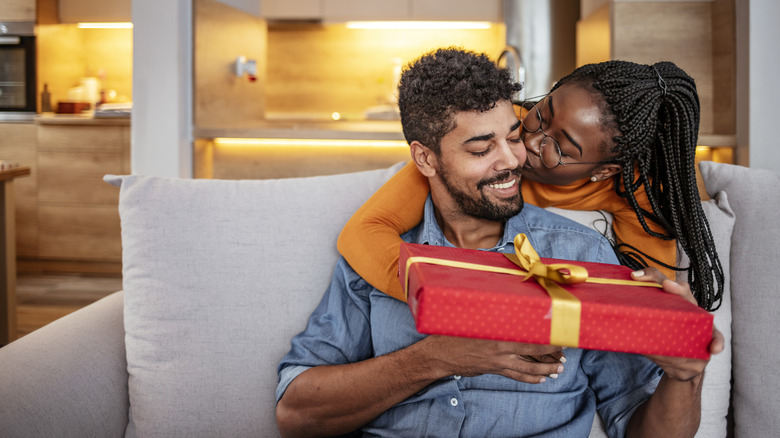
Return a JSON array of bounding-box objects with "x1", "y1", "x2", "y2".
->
[{"x1": 337, "y1": 160, "x2": 677, "y2": 303}]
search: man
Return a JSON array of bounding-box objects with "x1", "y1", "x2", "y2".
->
[{"x1": 275, "y1": 48, "x2": 722, "y2": 437}]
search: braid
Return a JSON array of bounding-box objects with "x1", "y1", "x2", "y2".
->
[{"x1": 553, "y1": 61, "x2": 724, "y2": 310}]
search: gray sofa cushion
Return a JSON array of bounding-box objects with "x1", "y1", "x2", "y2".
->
[
  {"x1": 699, "y1": 161, "x2": 780, "y2": 437},
  {"x1": 104, "y1": 160, "x2": 739, "y2": 437},
  {"x1": 0, "y1": 291, "x2": 128, "y2": 436},
  {"x1": 105, "y1": 163, "x2": 404, "y2": 437}
]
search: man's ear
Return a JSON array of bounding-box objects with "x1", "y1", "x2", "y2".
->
[
  {"x1": 591, "y1": 163, "x2": 622, "y2": 182},
  {"x1": 410, "y1": 141, "x2": 438, "y2": 178}
]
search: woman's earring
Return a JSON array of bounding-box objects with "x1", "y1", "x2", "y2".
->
[{"x1": 590, "y1": 176, "x2": 598, "y2": 182}]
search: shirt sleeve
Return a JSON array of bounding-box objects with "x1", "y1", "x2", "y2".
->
[
  {"x1": 581, "y1": 350, "x2": 662, "y2": 438},
  {"x1": 275, "y1": 257, "x2": 376, "y2": 403}
]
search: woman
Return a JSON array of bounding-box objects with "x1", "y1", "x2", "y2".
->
[{"x1": 337, "y1": 60, "x2": 724, "y2": 311}]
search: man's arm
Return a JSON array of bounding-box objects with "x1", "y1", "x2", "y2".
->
[
  {"x1": 625, "y1": 269, "x2": 725, "y2": 438},
  {"x1": 276, "y1": 335, "x2": 566, "y2": 438}
]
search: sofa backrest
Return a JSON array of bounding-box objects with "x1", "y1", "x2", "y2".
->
[
  {"x1": 699, "y1": 161, "x2": 780, "y2": 437},
  {"x1": 105, "y1": 160, "x2": 753, "y2": 437}
]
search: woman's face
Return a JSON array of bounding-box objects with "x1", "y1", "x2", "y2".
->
[{"x1": 520, "y1": 83, "x2": 622, "y2": 185}]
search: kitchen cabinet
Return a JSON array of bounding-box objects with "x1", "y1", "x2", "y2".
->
[
  {"x1": 0, "y1": 123, "x2": 37, "y2": 258},
  {"x1": 36, "y1": 123, "x2": 129, "y2": 264},
  {"x1": 576, "y1": 0, "x2": 736, "y2": 140},
  {"x1": 264, "y1": 0, "x2": 501, "y2": 22},
  {"x1": 0, "y1": 120, "x2": 129, "y2": 274},
  {"x1": 0, "y1": 0, "x2": 35, "y2": 22},
  {"x1": 409, "y1": 0, "x2": 501, "y2": 21},
  {"x1": 262, "y1": 0, "x2": 321, "y2": 20},
  {"x1": 58, "y1": 0, "x2": 132, "y2": 23},
  {"x1": 322, "y1": 0, "x2": 409, "y2": 21}
]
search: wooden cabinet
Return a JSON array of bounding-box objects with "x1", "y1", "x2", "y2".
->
[
  {"x1": 263, "y1": 0, "x2": 500, "y2": 22},
  {"x1": 322, "y1": 0, "x2": 409, "y2": 21},
  {"x1": 576, "y1": 0, "x2": 736, "y2": 138},
  {"x1": 58, "y1": 0, "x2": 132, "y2": 23},
  {"x1": 0, "y1": 121, "x2": 129, "y2": 274},
  {"x1": 0, "y1": 0, "x2": 35, "y2": 22},
  {"x1": 262, "y1": 0, "x2": 321, "y2": 20},
  {"x1": 0, "y1": 123, "x2": 37, "y2": 258},
  {"x1": 36, "y1": 124, "x2": 130, "y2": 263}
]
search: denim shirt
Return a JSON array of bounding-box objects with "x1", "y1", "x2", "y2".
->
[{"x1": 277, "y1": 198, "x2": 661, "y2": 438}]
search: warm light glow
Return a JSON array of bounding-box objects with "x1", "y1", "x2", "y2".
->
[
  {"x1": 345, "y1": 21, "x2": 492, "y2": 30},
  {"x1": 331, "y1": 112, "x2": 341, "y2": 121},
  {"x1": 214, "y1": 138, "x2": 408, "y2": 148},
  {"x1": 696, "y1": 146, "x2": 712, "y2": 153},
  {"x1": 77, "y1": 22, "x2": 134, "y2": 29}
]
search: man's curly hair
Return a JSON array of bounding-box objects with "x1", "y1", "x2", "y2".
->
[{"x1": 398, "y1": 47, "x2": 522, "y2": 154}]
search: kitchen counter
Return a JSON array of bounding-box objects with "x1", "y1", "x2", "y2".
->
[
  {"x1": 36, "y1": 113, "x2": 131, "y2": 126},
  {"x1": 195, "y1": 120, "x2": 404, "y2": 141}
]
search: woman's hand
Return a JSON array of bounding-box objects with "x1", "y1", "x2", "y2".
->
[{"x1": 630, "y1": 267, "x2": 724, "y2": 381}]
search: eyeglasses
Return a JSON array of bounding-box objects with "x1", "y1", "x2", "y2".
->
[{"x1": 520, "y1": 98, "x2": 608, "y2": 169}]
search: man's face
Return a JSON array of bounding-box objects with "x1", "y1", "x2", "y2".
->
[{"x1": 433, "y1": 100, "x2": 526, "y2": 221}]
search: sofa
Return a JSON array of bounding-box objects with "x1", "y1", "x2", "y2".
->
[{"x1": 0, "y1": 160, "x2": 777, "y2": 437}]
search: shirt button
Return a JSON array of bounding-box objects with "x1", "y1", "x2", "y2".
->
[{"x1": 450, "y1": 397, "x2": 459, "y2": 407}]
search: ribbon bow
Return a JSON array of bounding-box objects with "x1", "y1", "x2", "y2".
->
[{"x1": 504, "y1": 234, "x2": 589, "y2": 346}]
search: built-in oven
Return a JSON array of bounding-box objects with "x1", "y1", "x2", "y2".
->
[{"x1": 0, "y1": 22, "x2": 36, "y2": 120}]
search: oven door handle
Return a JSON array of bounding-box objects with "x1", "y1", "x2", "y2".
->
[{"x1": 0, "y1": 36, "x2": 21, "y2": 45}]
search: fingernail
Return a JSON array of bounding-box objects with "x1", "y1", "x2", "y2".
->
[
  {"x1": 559, "y1": 356, "x2": 567, "y2": 364},
  {"x1": 631, "y1": 270, "x2": 645, "y2": 278},
  {"x1": 549, "y1": 373, "x2": 559, "y2": 379},
  {"x1": 557, "y1": 364, "x2": 564, "y2": 373},
  {"x1": 540, "y1": 377, "x2": 546, "y2": 383}
]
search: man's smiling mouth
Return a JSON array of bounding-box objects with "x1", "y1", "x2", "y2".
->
[{"x1": 488, "y1": 179, "x2": 517, "y2": 190}]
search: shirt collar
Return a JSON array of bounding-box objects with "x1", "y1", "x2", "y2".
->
[{"x1": 414, "y1": 195, "x2": 526, "y2": 253}]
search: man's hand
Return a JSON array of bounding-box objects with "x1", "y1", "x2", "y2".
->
[
  {"x1": 630, "y1": 267, "x2": 724, "y2": 381},
  {"x1": 419, "y1": 335, "x2": 566, "y2": 383}
]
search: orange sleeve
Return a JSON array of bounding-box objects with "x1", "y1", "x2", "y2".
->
[{"x1": 337, "y1": 161, "x2": 430, "y2": 302}]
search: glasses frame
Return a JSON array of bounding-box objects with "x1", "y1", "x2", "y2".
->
[{"x1": 520, "y1": 97, "x2": 610, "y2": 169}]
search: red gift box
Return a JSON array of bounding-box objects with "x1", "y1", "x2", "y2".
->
[{"x1": 399, "y1": 235, "x2": 713, "y2": 359}]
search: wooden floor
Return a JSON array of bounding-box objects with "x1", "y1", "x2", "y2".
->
[{"x1": 14, "y1": 273, "x2": 122, "y2": 340}]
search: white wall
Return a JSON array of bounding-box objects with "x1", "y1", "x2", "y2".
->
[
  {"x1": 131, "y1": 0, "x2": 193, "y2": 178},
  {"x1": 744, "y1": 0, "x2": 780, "y2": 171}
]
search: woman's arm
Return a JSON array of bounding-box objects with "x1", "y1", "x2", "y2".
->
[{"x1": 337, "y1": 161, "x2": 430, "y2": 301}]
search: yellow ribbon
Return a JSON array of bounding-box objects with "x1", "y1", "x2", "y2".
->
[{"x1": 403, "y1": 233, "x2": 661, "y2": 347}]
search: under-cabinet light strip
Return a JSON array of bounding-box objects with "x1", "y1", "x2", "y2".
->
[
  {"x1": 77, "y1": 23, "x2": 134, "y2": 29},
  {"x1": 345, "y1": 21, "x2": 492, "y2": 30},
  {"x1": 214, "y1": 138, "x2": 408, "y2": 148}
]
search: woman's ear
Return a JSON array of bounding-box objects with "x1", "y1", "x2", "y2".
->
[
  {"x1": 591, "y1": 163, "x2": 622, "y2": 182},
  {"x1": 410, "y1": 141, "x2": 437, "y2": 177}
]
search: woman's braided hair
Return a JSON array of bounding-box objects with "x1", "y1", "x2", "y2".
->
[{"x1": 552, "y1": 60, "x2": 724, "y2": 310}]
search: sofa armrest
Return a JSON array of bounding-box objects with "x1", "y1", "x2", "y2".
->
[{"x1": 0, "y1": 290, "x2": 128, "y2": 436}]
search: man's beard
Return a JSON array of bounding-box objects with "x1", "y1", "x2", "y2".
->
[{"x1": 438, "y1": 166, "x2": 524, "y2": 221}]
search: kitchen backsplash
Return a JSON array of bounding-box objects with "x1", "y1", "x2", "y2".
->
[
  {"x1": 35, "y1": 2, "x2": 504, "y2": 122},
  {"x1": 37, "y1": 25, "x2": 133, "y2": 109},
  {"x1": 265, "y1": 23, "x2": 505, "y2": 120}
]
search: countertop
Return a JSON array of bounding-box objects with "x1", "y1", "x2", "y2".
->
[{"x1": 36, "y1": 113, "x2": 130, "y2": 126}]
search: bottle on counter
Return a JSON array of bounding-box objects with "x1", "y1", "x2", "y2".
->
[{"x1": 41, "y1": 83, "x2": 52, "y2": 113}]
